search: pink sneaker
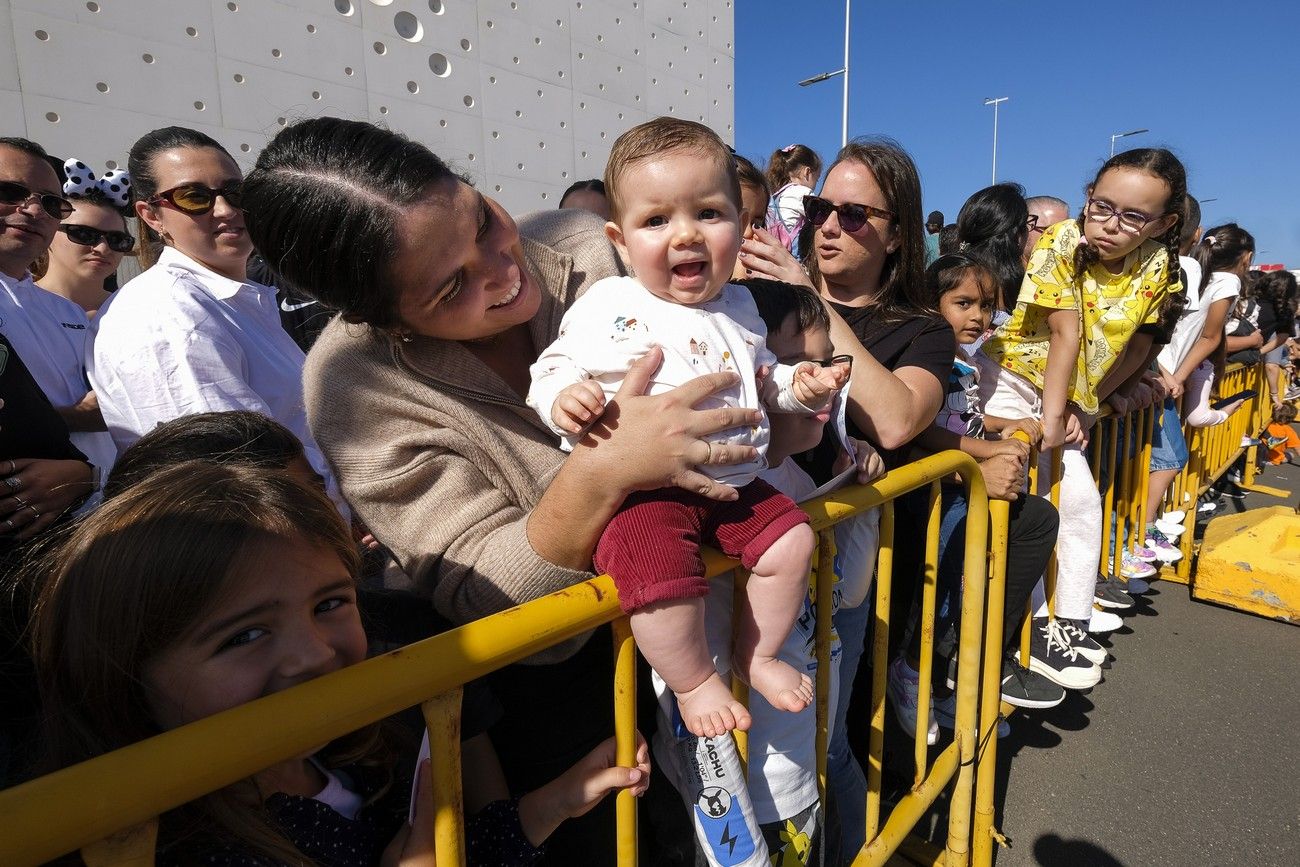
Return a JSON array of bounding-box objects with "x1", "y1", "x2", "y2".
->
[{"x1": 1131, "y1": 545, "x2": 1158, "y2": 563}]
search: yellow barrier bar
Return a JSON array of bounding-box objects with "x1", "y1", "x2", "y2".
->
[
  {"x1": 815, "y1": 529, "x2": 835, "y2": 806},
  {"x1": 612, "y1": 617, "x2": 638, "y2": 867},
  {"x1": 1102, "y1": 418, "x2": 1120, "y2": 579},
  {"x1": 865, "y1": 500, "x2": 893, "y2": 845},
  {"x1": 914, "y1": 481, "x2": 942, "y2": 784},
  {"x1": 1046, "y1": 445, "x2": 1063, "y2": 612},
  {"x1": 730, "y1": 568, "x2": 751, "y2": 773},
  {"x1": 972, "y1": 492, "x2": 1013, "y2": 867},
  {"x1": 422, "y1": 688, "x2": 466, "y2": 867}
]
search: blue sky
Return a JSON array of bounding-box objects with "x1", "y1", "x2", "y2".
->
[{"x1": 734, "y1": 0, "x2": 1299, "y2": 266}]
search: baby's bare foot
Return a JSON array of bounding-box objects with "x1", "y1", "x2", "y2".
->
[
  {"x1": 675, "y1": 673, "x2": 752, "y2": 738},
  {"x1": 743, "y1": 656, "x2": 813, "y2": 713}
]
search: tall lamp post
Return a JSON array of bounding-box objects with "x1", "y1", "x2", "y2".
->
[
  {"x1": 796, "y1": 0, "x2": 852, "y2": 147},
  {"x1": 984, "y1": 97, "x2": 1009, "y2": 184},
  {"x1": 1109, "y1": 127, "x2": 1149, "y2": 157}
]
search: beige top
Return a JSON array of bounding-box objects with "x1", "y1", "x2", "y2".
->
[{"x1": 304, "y1": 209, "x2": 625, "y2": 661}]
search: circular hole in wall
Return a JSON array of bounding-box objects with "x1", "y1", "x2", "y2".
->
[
  {"x1": 87, "y1": 1, "x2": 101, "y2": 11},
  {"x1": 429, "y1": 0, "x2": 444, "y2": 13},
  {"x1": 488, "y1": 75, "x2": 497, "y2": 84},
  {"x1": 368, "y1": 0, "x2": 393, "y2": 6},
  {"x1": 194, "y1": 100, "x2": 205, "y2": 111},
  {"x1": 96, "y1": 81, "x2": 109, "y2": 93},
  {"x1": 538, "y1": 141, "x2": 545, "y2": 149},
  {"x1": 439, "y1": 119, "x2": 447, "y2": 127},
  {"x1": 276, "y1": 116, "x2": 286, "y2": 125},
  {"x1": 233, "y1": 73, "x2": 245, "y2": 83},
  {"x1": 142, "y1": 53, "x2": 154, "y2": 63},
  {"x1": 512, "y1": 56, "x2": 520, "y2": 64},
  {"x1": 406, "y1": 80, "x2": 419, "y2": 94},
  {"x1": 226, "y1": 2, "x2": 238, "y2": 11},
  {"x1": 379, "y1": 105, "x2": 389, "y2": 114},
  {"x1": 494, "y1": 185, "x2": 502, "y2": 192},
  {"x1": 35, "y1": 30, "x2": 49, "y2": 41},
  {"x1": 467, "y1": 153, "x2": 475, "y2": 161},
  {"x1": 491, "y1": 131, "x2": 499, "y2": 139},
  {"x1": 45, "y1": 111, "x2": 59, "y2": 123},
  {"x1": 240, "y1": 143, "x2": 251, "y2": 153},
  {"x1": 344, "y1": 66, "x2": 354, "y2": 75},
  {"x1": 394, "y1": 11, "x2": 422, "y2": 41},
  {"x1": 373, "y1": 41, "x2": 387, "y2": 55},
  {"x1": 307, "y1": 24, "x2": 317, "y2": 34},
  {"x1": 271, "y1": 48, "x2": 282, "y2": 58},
  {"x1": 562, "y1": 171, "x2": 568, "y2": 178},
  {"x1": 510, "y1": 1, "x2": 518, "y2": 9},
  {"x1": 534, "y1": 37, "x2": 541, "y2": 45},
  {"x1": 334, "y1": 0, "x2": 354, "y2": 15},
  {"x1": 485, "y1": 20, "x2": 494, "y2": 28},
  {"x1": 513, "y1": 110, "x2": 522, "y2": 117},
  {"x1": 516, "y1": 162, "x2": 524, "y2": 170},
  {"x1": 460, "y1": 38, "x2": 471, "y2": 51},
  {"x1": 462, "y1": 95, "x2": 474, "y2": 108},
  {"x1": 311, "y1": 90, "x2": 322, "y2": 100},
  {"x1": 541, "y1": 192, "x2": 548, "y2": 200},
  {"x1": 429, "y1": 53, "x2": 450, "y2": 76},
  {"x1": 186, "y1": 26, "x2": 198, "y2": 37},
  {"x1": 105, "y1": 160, "x2": 117, "y2": 170}
]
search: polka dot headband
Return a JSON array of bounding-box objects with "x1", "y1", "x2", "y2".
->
[{"x1": 62, "y1": 157, "x2": 131, "y2": 209}]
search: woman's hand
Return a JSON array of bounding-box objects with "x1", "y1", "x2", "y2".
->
[
  {"x1": 0, "y1": 458, "x2": 93, "y2": 540},
  {"x1": 578, "y1": 347, "x2": 763, "y2": 502},
  {"x1": 736, "y1": 227, "x2": 815, "y2": 288},
  {"x1": 979, "y1": 451, "x2": 1026, "y2": 502}
]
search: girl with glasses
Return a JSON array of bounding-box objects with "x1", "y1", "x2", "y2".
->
[
  {"x1": 976, "y1": 148, "x2": 1189, "y2": 664},
  {"x1": 87, "y1": 127, "x2": 338, "y2": 508},
  {"x1": 36, "y1": 158, "x2": 134, "y2": 317}
]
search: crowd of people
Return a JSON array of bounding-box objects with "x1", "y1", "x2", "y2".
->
[{"x1": 0, "y1": 113, "x2": 1297, "y2": 867}]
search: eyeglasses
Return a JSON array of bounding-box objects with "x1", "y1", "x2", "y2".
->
[
  {"x1": 1026, "y1": 214, "x2": 1044, "y2": 233},
  {"x1": 808, "y1": 354, "x2": 853, "y2": 370},
  {"x1": 148, "y1": 182, "x2": 244, "y2": 215},
  {"x1": 0, "y1": 180, "x2": 73, "y2": 221},
  {"x1": 58, "y1": 223, "x2": 135, "y2": 253},
  {"x1": 1085, "y1": 198, "x2": 1163, "y2": 234},
  {"x1": 803, "y1": 195, "x2": 895, "y2": 233}
]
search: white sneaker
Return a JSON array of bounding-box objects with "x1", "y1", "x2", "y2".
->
[
  {"x1": 886, "y1": 656, "x2": 939, "y2": 745},
  {"x1": 1161, "y1": 510, "x2": 1186, "y2": 523},
  {"x1": 1154, "y1": 519, "x2": 1185, "y2": 538},
  {"x1": 1088, "y1": 609, "x2": 1124, "y2": 633}
]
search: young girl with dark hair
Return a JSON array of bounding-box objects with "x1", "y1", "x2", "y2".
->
[
  {"x1": 954, "y1": 182, "x2": 1030, "y2": 312},
  {"x1": 88, "y1": 126, "x2": 337, "y2": 504},
  {"x1": 36, "y1": 158, "x2": 133, "y2": 316},
  {"x1": 764, "y1": 143, "x2": 822, "y2": 256},
  {"x1": 978, "y1": 148, "x2": 1188, "y2": 673},
  {"x1": 30, "y1": 462, "x2": 649, "y2": 866}
]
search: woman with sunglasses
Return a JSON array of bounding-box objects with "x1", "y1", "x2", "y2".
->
[
  {"x1": 88, "y1": 127, "x2": 335, "y2": 497},
  {"x1": 37, "y1": 158, "x2": 135, "y2": 317}
]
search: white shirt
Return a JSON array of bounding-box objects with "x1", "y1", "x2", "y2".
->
[
  {"x1": 88, "y1": 246, "x2": 334, "y2": 492},
  {"x1": 0, "y1": 270, "x2": 116, "y2": 483},
  {"x1": 1158, "y1": 264, "x2": 1239, "y2": 375},
  {"x1": 527, "y1": 276, "x2": 809, "y2": 486}
]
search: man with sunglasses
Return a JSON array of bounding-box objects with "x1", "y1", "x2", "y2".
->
[{"x1": 0, "y1": 137, "x2": 106, "y2": 543}]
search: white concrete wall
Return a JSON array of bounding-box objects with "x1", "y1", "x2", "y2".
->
[{"x1": 1, "y1": 0, "x2": 735, "y2": 214}]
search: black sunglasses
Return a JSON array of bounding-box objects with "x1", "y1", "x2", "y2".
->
[
  {"x1": 148, "y1": 182, "x2": 244, "y2": 215},
  {"x1": 807, "y1": 354, "x2": 854, "y2": 369},
  {"x1": 0, "y1": 180, "x2": 74, "y2": 221},
  {"x1": 803, "y1": 195, "x2": 895, "y2": 233},
  {"x1": 58, "y1": 223, "x2": 135, "y2": 253}
]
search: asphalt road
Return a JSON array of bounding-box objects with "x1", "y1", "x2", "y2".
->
[{"x1": 991, "y1": 458, "x2": 1300, "y2": 867}]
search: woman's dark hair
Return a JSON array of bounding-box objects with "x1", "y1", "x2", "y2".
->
[
  {"x1": 734, "y1": 153, "x2": 771, "y2": 203},
  {"x1": 1192, "y1": 223, "x2": 1255, "y2": 296},
  {"x1": 242, "y1": 117, "x2": 456, "y2": 332},
  {"x1": 955, "y1": 182, "x2": 1029, "y2": 310},
  {"x1": 1076, "y1": 148, "x2": 1188, "y2": 323},
  {"x1": 104, "y1": 410, "x2": 306, "y2": 499},
  {"x1": 765, "y1": 143, "x2": 822, "y2": 191},
  {"x1": 806, "y1": 137, "x2": 928, "y2": 319},
  {"x1": 921, "y1": 253, "x2": 999, "y2": 311},
  {"x1": 558, "y1": 178, "x2": 605, "y2": 207},
  {"x1": 742, "y1": 278, "x2": 830, "y2": 336},
  {"x1": 128, "y1": 126, "x2": 231, "y2": 267},
  {"x1": 938, "y1": 223, "x2": 960, "y2": 256}
]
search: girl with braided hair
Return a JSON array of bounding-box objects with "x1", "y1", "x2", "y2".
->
[{"x1": 974, "y1": 148, "x2": 1188, "y2": 674}]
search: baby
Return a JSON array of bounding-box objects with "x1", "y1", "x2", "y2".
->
[{"x1": 527, "y1": 118, "x2": 848, "y2": 738}]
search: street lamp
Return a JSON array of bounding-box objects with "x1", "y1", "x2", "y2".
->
[
  {"x1": 1109, "y1": 128, "x2": 1149, "y2": 157},
  {"x1": 796, "y1": 0, "x2": 851, "y2": 147},
  {"x1": 984, "y1": 97, "x2": 1009, "y2": 184}
]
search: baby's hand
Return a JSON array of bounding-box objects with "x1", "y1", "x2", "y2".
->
[
  {"x1": 551, "y1": 380, "x2": 607, "y2": 434},
  {"x1": 792, "y1": 361, "x2": 850, "y2": 410}
]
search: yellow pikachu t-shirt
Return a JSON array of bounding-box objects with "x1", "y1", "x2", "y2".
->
[{"x1": 981, "y1": 220, "x2": 1173, "y2": 414}]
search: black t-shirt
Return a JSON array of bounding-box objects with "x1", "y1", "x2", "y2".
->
[{"x1": 798, "y1": 305, "x2": 955, "y2": 479}]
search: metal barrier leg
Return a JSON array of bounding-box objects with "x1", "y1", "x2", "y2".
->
[
  {"x1": 816, "y1": 530, "x2": 835, "y2": 807},
  {"x1": 865, "y1": 503, "x2": 894, "y2": 844},
  {"x1": 971, "y1": 497, "x2": 1011, "y2": 867},
  {"x1": 613, "y1": 618, "x2": 639, "y2": 867},
  {"x1": 422, "y1": 688, "x2": 466, "y2": 867}
]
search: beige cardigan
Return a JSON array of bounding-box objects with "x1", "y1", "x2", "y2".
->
[{"x1": 304, "y1": 208, "x2": 625, "y2": 660}]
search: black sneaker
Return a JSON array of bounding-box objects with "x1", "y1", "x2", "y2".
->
[
  {"x1": 1094, "y1": 577, "x2": 1135, "y2": 610},
  {"x1": 1055, "y1": 618, "x2": 1108, "y2": 665},
  {"x1": 999, "y1": 656, "x2": 1065, "y2": 708},
  {"x1": 1016, "y1": 619, "x2": 1102, "y2": 690}
]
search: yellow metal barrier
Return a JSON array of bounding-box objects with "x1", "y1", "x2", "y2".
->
[{"x1": 0, "y1": 450, "x2": 995, "y2": 867}]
